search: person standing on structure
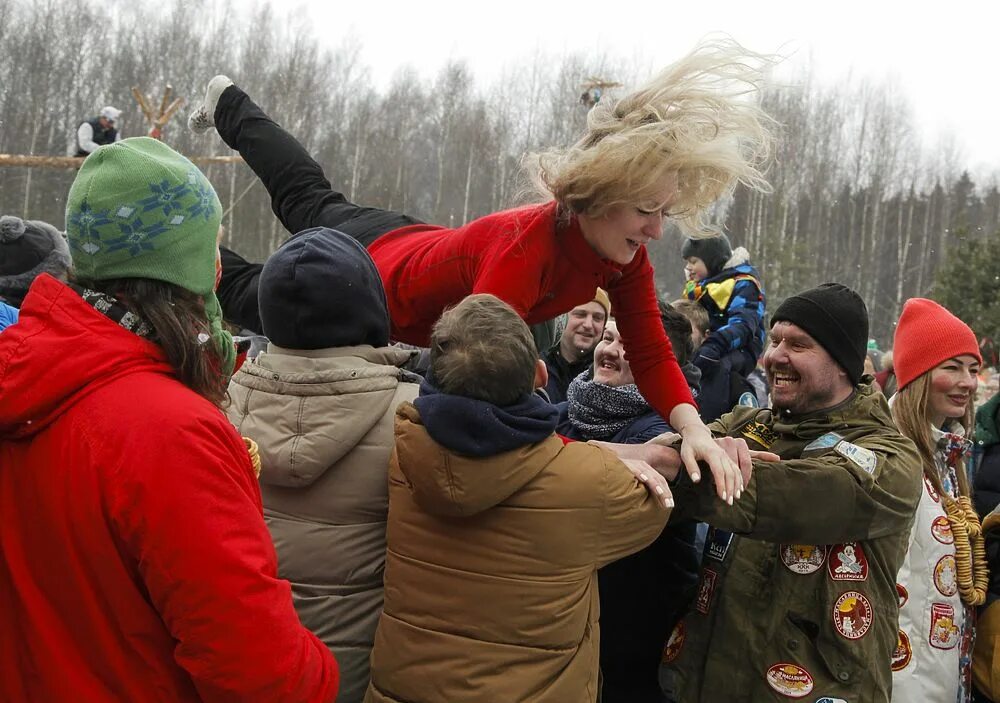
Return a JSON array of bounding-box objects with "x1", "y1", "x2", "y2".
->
[{"x1": 72, "y1": 106, "x2": 121, "y2": 156}]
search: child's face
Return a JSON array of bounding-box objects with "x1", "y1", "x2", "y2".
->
[{"x1": 684, "y1": 257, "x2": 708, "y2": 281}]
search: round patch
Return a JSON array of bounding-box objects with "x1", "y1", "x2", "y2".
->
[
  {"x1": 931, "y1": 515, "x2": 954, "y2": 544},
  {"x1": 828, "y1": 543, "x2": 868, "y2": 581},
  {"x1": 832, "y1": 591, "x2": 873, "y2": 640},
  {"x1": 925, "y1": 476, "x2": 940, "y2": 503},
  {"x1": 780, "y1": 545, "x2": 828, "y2": 575},
  {"x1": 891, "y1": 629, "x2": 912, "y2": 671},
  {"x1": 662, "y1": 621, "x2": 685, "y2": 664},
  {"x1": 896, "y1": 583, "x2": 909, "y2": 608},
  {"x1": 765, "y1": 663, "x2": 814, "y2": 698},
  {"x1": 934, "y1": 555, "x2": 958, "y2": 597}
]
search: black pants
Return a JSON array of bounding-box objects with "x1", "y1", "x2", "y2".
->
[{"x1": 213, "y1": 85, "x2": 422, "y2": 332}]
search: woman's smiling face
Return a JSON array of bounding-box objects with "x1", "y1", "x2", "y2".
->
[{"x1": 578, "y1": 175, "x2": 678, "y2": 266}]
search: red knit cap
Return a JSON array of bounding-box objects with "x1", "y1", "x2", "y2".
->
[{"x1": 893, "y1": 298, "x2": 982, "y2": 390}]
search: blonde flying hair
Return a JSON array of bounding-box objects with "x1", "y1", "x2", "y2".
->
[
  {"x1": 526, "y1": 38, "x2": 775, "y2": 237},
  {"x1": 891, "y1": 373, "x2": 987, "y2": 606}
]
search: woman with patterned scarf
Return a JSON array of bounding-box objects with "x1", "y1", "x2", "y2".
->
[
  {"x1": 556, "y1": 319, "x2": 700, "y2": 702},
  {"x1": 889, "y1": 298, "x2": 986, "y2": 702}
]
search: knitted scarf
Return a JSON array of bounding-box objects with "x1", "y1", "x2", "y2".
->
[{"x1": 565, "y1": 368, "x2": 650, "y2": 440}]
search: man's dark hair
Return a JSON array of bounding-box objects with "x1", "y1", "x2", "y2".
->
[{"x1": 658, "y1": 299, "x2": 695, "y2": 366}]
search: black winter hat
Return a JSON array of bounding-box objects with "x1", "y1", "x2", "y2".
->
[
  {"x1": 0, "y1": 215, "x2": 72, "y2": 306},
  {"x1": 771, "y1": 282, "x2": 869, "y2": 385},
  {"x1": 681, "y1": 233, "x2": 733, "y2": 277},
  {"x1": 258, "y1": 227, "x2": 390, "y2": 350}
]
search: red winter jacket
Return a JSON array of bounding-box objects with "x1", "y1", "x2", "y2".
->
[
  {"x1": 368, "y1": 201, "x2": 694, "y2": 419},
  {"x1": 0, "y1": 275, "x2": 338, "y2": 702}
]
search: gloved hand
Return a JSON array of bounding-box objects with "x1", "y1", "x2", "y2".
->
[{"x1": 693, "y1": 345, "x2": 722, "y2": 374}]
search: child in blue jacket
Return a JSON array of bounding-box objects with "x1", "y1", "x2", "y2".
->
[{"x1": 681, "y1": 233, "x2": 766, "y2": 421}]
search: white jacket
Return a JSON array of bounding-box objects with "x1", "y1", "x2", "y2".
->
[{"x1": 892, "y1": 421, "x2": 973, "y2": 703}]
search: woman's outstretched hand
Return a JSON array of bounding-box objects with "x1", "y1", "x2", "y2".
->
[{"x1": 678, "y1": 422, "x2": 743, "y2": 505}]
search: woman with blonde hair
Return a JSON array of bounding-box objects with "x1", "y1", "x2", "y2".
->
[
  {"x1": 890, "y1": 298, "x2": 986, "y2": 702},
  {"x1": 189, "y1": 40, "x2": 773, "y2": 494}
]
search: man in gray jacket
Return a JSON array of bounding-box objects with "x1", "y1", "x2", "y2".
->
[{"x1": 226, "y1": 227, "x2": 420, "y2": 703}]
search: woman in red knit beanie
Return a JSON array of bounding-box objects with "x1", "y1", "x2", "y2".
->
[
  {"x1": 890, "y1": 297, "x2": 984, "y2": 702},
  {"x1": 188, "y1": 40, "x2": 776, "y2": 500}
]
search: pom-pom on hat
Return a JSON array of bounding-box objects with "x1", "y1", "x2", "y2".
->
[
  {"x1": 893, "y1": 298, "x2": 981, "y2": 390},
  {"x1": 681, "y1": 233, "x2": 733, "y2": 277}
]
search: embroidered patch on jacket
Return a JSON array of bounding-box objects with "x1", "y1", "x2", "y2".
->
[
  {"x1": 929, "y1": 603, "x2": 960, "y2": 649},
  {"x1": 828, "y1": 543, "x2": 869, "y2": 581},
  {"x1": 738, "y1": 391, "x2": 758, "y2": 408},
  {"x1": 694, "y1": 569, "x2": 718, "y2": 615},
  {"x1": 931, "y1": 515, "x2": 954, "y2": 544},
  {"x1": 833, "y1": 591, "x2": 873, "y2": 640},
  {"x1": 765, "y1": 663, "x2": 814, "y2": 699},
  {"x1": 891, "y1": 629, "x2": 913, "y2": 671},
  {"x1": 896, "y1": 583, "x2": 909, "y2": 608},
  {"x1": 704, "y1": 527, "x2": 734, "y2": 562},
  {"x1": 802, "y1": 432, "x2": 843, "y2": 453},
  {"x1": 780, "y1": 544, "x2": 828, "y2": 574},
  {"x1": 814, "y1": 698, "x2": 848, "y2": 703},
  {"x1": 661, "y1": 621, "x2": 686, "y2": 664},
  {"x1": 933, "y1": 555, "x2": 958, "y2": 597},
  {"x1": 742, "y1": 421, "x2": 778, "y2": 449},
  {"x1": 834, "y1": 441, "x2": 877, "y2": 475}
]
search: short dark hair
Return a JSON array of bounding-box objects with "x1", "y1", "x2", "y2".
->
[
  {"x1": 658, "y1": 300, "x2": 695, "y2": 366},
  {"x1": 430, "y1": 294, "x2": 537, "y2": 405}
]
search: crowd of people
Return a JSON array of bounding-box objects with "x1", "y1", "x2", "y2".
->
[{"x1": 2, "y1": 40, "x2": 1000, "y2": 703}]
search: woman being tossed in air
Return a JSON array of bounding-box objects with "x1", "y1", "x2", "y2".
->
[{"x1": 189, "y1": 40, "x2": 774, "y2": 495}]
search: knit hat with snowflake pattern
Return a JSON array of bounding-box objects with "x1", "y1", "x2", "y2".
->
[{"x1": 65, "y1": 137, "x2": 234, "y2": 375}]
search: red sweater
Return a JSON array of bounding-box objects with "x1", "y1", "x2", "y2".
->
[
  {"x1": 0, "y1": 275, "x2": 338, "y2": 702},
  {"x1": 368, "y1": 201, "x2": 694, "y2": 419}
]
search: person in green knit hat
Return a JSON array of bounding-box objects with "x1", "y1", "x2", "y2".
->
[
  {"x1": 65, "y1": 136, "x2": 236, "y2": 385},
  {"x1": 0, "y1": 137, "x2": 340, "y2": 700}
]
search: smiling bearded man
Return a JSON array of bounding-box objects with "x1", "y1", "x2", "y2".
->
[{"x1": 653, "y1": 283, "x2": 923, "y2": 703}]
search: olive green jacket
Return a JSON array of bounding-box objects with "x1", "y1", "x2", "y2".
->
[{"x1": 664, "y1": 382, "x2": 922, "y2": 703}]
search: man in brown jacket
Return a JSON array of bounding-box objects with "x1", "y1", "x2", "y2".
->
[{"x1": 365, "y1": 294, "x2": 672, "y2": 703}]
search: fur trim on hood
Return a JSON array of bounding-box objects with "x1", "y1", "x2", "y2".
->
[
  {"x1": 723, "y1": 246, "x2": 752, "y2": 269},
  {"x1": 0, "y1": 216, "x2": 71, "y2": 305}
]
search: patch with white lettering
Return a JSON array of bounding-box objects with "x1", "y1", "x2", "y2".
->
[
  {"x1": 933, "y1": 555, "x2": 958, "y2": 597},
  {"x1": 738, "y1": 391, "x2": 759, "y2": 408},
  {"x1": 765, "y1": 663, "x2": 814, "y2": 699},
  {"x1": 931, "y1": 515, "x2": 954, "y2": 544},
  {"x1": 694, "y1": 569, "x2": 718, "y2": 615},
  {"x1": 891, "y1": 629, "x2": 912, "y2": 671},
  {"x1": 704, "y1": 527, "x2": 734, "y2": 562},
  {"x1": 661, "y1": 621, "x2": 685, "y2": 663},
  {"x1": 834, "y1": 441, "x2": 877, "y2": 475},
  {"x1": 803, "y1": 432, "x2": 843, "y2": 453},
  {"x1": 742, "y1": 421, "x2": 778, "y2": 449},
  {"x1": 814, "y1": 698, "x2": 848, "y2": 703},
  {"x1": 781, "y1": 544, "x2": 828, "y2": 574},
  {"x1": 930, "y1": 603, "x2": 960, "y2": 649},
  {"x1": 833, "y1": 591, "x2": 873, "y2": 640},
  {"x1": 828, "y1": 543, "x2": 868, "y2": 581}
]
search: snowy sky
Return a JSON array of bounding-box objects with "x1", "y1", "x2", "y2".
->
[{"x1": 270, "y1": 0, "x2": 1000, "y2": 174}]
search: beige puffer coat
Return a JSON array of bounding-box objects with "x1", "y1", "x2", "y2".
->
[{"x1": 227, "y1": 344, "x2": 419, "y2": 703}]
